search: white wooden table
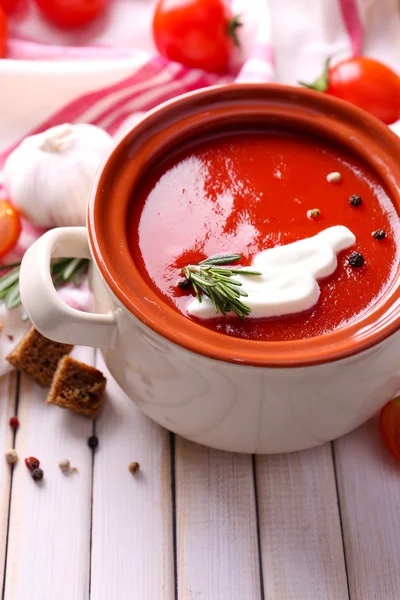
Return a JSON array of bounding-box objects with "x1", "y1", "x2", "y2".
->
[{"x1": 1, "y1": 345, "x2": 399, "y2": 600}]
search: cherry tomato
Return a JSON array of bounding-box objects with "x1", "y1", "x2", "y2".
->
[
  {"x1": 0, "y1": 0, "x2": 20, "y2": 14},
  {"x1": 152, "y1": 0, "x2": 241, "y2": 72},
  {"x1": 0, "y1": 0, "x2": 20, "y2": 15},
  {"x1": 0, "y1": 199, "x2": 21, "y2": 259},
  {"x1": 301, "y1": 56, "x2": 400, "y2": 125},
  {"x1": 379, "y1": 397, "x2": 400, "y2": 461},
  {"x1": 0, "y1": 6, "x2": 7, "y2": 58},
  {"x1": 33, "y1": 0, "x2": 107, "y2": 28}
]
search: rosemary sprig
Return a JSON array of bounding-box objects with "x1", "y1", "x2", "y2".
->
[
  {"x1": 180, "y1": 253, "x2": 261, "y2": 318},
  {"x1": 0, "y1": 257, "x2": 89, "y2": 316}
]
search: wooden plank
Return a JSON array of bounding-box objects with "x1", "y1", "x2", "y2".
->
[
  {"x1": 0, "y1": 372, "x2": 17, "y2": 594},
  {"x1": 334, "y1": 416, "x2": 400, "y2": 600},
  {"x1": 175, "y1": 437, "x2": 261, "y2": 600},
  {"x1": 3, "y1": 347, "x2": 95, "y2": 600},
  {"x1": 256, "y1": 444, "x2": 349, "y2": 600},
  {"x1": 90, "y1": 353, "x2": 174, "y2": 600}
]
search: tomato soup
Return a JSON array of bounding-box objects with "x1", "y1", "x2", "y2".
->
[{"x1": 127, "y1": 130, "x2": 400, "y2": 342}]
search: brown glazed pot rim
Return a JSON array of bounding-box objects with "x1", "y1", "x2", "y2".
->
[{"x1": 88, "y1": 83, "x2": 400, "y2": 368}]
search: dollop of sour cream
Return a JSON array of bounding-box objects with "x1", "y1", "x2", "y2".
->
[{"x1": 187, "y1": 225, "x2": 356, "y2": 320}]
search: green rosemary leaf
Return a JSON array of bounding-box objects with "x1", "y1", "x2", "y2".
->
[
  {"x1": 180, "y1": 252, "x2": 261, "y2": 318},
  {"x1": 190, "y1": 273, "x2": 215, "y2": 288},
  {"x1": 199, "y1": 253, "x2": 242, "y2": 266},
  {"x1": 215, "y1": 282, "x2": 238, "y2": 301},
  {"x1": 0, "y1": 262, "x2": 21, "y2": 271},
  {"x1": 235, "y1": 288, "x2": 249, "y2": 297},
  {"x1": 71, "y1": 260, "x2": 89, "y2": 286},
  {"x1": 209, "y1": 290, "x2": 219, "y2": 314},
  {"x1": 0, "y1": 286, "x2": 14, "y2": 301},
  {"x1": 0, "y1": 257, "x2": 90, "y2": 316},
  {"x1": 52, "y1": 273, "x2": 65, "y2": 288},
  {"x1": 211, "y1": 274, "x2": 243, "y2": 286},
  {"x1": 230, "y1": 268, "x2": 262, "y2": 276},
  {"x1": 208, "y1": 267, "x2": 236, "y2": 275},
  {"x1": 191, "y1": 281, "x2": 202, "y2": 303},
  {"x1": 0, "y1": 268, "x2": 20, "y2": 294},
  {"x1": 62, "y1": 257, "x2": 83, "y2": 281},
  {"x1": 50, "y1": 258, "x2": 74, "y2": 278},
  {"x1": 52, "y1": 257, "x2": 72, "y2": 267},
  {"x1": 5, "y1": 282, "x2": 21, "y2": 309}
]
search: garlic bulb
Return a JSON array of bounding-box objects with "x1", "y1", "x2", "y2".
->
[{"x1": 3, "y1": 123, "x2": 113, "y2": 227}]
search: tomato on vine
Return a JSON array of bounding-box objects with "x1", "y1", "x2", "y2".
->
[
  {"x1": 33, "y1": 0, "x2": 107, "y2": 28},
  {"x1": 152, "y1": 0, "x2": 241, "y2": 72},
  {"x1": 0, "y1": 199, "x2": 21, "y2": 259},
  {"x1": 0, "y1": 6, "x2": 7, "y2": 58},
  {"x1": 380, "y1": 397, "x2": 400, "y2": 462},
  {"x1": 300, "y1": 56, "x2": 400, "y2": 125},
  {"x1": 0, "y1": 0, "x2": 20, "y2": 14}
]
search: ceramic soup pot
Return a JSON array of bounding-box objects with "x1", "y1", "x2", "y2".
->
[{"x1": 20, "y1": 84, "x2": 400, "y2": 454}]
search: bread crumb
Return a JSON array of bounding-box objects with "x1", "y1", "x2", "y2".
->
[
  {"x1": 47, "y1": 356, "x2": 106, "y2": 419},
  {"x1": 6, "y1": 327, "x2": 73, "y2": 387}
]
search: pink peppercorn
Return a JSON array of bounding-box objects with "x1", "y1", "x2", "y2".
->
[
  {"x1": 25, "y1": 456, "x2": 40, "y2": 471},
  {"x1": 9, "y1": 417, "x2": 19, "y2": 429}
]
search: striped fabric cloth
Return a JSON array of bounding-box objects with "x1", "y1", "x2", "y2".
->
[{"x1": 0, "y1": 0, "x2": 399, "y2": 374}]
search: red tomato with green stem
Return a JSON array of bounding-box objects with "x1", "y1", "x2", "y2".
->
[
  {"x1": 152, "y1": 0, "x2": 242, "y2": 72},
  {"x1": 380, "y1": 397, "x2": 400, "y2": 462},
  {"x1": 33, "y1": 0, "x2": 107, "y2": 28},
  {"x1": 300, "y1": 56, "x2": 400, "y2": 125},
  {"x1": 0, "y1": 199, "x2": 21, "y2": 259},
  {"x1": 0, "y1": 6, "x2": 7, "y2": 58}
]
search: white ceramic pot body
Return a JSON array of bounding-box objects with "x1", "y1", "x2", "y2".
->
[
  {"x1": 20, "y1": 226, "x2": 400, "y2": 454},
  {"x1": 18, "y1": 85, "x2": 400, "y2": 454}
]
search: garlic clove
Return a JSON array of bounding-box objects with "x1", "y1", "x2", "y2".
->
[{"x1": 3, "y1": 123, "x2": 113, "y2": 228}]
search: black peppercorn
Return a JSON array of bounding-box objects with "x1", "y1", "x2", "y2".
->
[
  {"x1": 348, "y1": 251, "x2": 365, "y2": 267},
  {"x1": 373, "y1": 229, "x2": 386, "y2": 240},
  {"x1": 178, "y1": 278, "x2": 192, "y2": 290},
  {"x1": 349, "y1": 194, "x2": 362, "y2": 207},
  {"x1": 88, "y1": 435, "x2": 98, "y2": 450},
  {"x1": 32, "y1": 468, "x2": 43, "y2": 482}
]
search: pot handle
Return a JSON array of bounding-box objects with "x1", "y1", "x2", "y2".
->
[{"x1": 20, "y1": 227, "x2": 118, "y2": 348}]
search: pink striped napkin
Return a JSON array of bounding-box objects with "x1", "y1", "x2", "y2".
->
[{"x1": 0, "y1": 0, "x2": 399, "y2": 374}]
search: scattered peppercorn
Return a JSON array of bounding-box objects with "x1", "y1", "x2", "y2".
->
[
  {"x1": 5, "y1": 449, "x2": 18, "y2": 464},
  {"x1": 88, "y1": 435, "x2": 98, "y2": 450},
  {"x1": 9, "y1": 417, "x2": 19, "y2": 429},
  {"x1": 373, "y1": 229, "x2": 386, "y2": 240},
  {"x1": 178, "y1": 278, "x2": 191, "y2": 290},
  {"x1": 32, "y1": 468, "x2": 43, "y2": 482},
  {"x1": 348, "y1": 252, "x2": 365, "y2": 268},
  {"x1": 6, "y1": 334, "x2": 14, "y2": 341},
  {"x1": 349, "y1": 194, "x2": 362, "y2": 207},
  {"x1": 58, "y1": 459, "x2": 70, "y2": 473},
  {"x1": 25, "y1": 456, "x2": 40, "y2": 471},
  {"x1": 327, "y1": 171, "x2": 341, "y2": 183},
  {"x1": 307, "y1": 208, "x2": 320, "y2": 219},
  {"x1": 129, "y1": 461, "x2": 140, "y2": 474}
]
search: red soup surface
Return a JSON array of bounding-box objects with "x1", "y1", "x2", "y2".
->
[{"x1": 127, "y1": 130, "x2": 400, "y2": 342}]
